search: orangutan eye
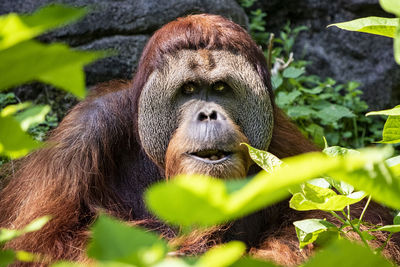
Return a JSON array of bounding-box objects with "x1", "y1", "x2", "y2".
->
[
  {"x1": 212, "y1": 82, "x2": 227, "y2": 92},
  {"x1": 182, "y1": 83, "x2": 196, "y2": 94}
]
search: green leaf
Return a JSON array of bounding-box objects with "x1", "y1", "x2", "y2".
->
[
  {"x1": 282, "y1": 67, "x2": 305, "y2": 78},
  {"x1": 0, "y1": 216, "x2": 50, "y2": 243},
  {"x1": 366, "y1": 105, "x2": 400, "y2": 116},
  {"x1": 394, "y1": 24, "x2": 400, "y2": 64},
  {"x1": 146, "y1": 149, "x2": 391, "y2": 227},
  {"x1": 87, "y1": 215, "x2": 168, "y2": 266},
  {"x1": 372, "y1": 225, "x2": 400, "y2": 233},
  {"x1": 196, "y1": 241, "x2": 246, "y2": 267},
  {"x1": 380, "y1": 0, "x2": 400, "y2": 16},
  {"x1": 242, "y1": 143, "x2": 282, "y2": 173},
  {"x1": 0, "y1": 102, "x2": 32, "y2": 117},
  {"x1": 0, "y1": 250, "x2": 15, "y2": 267},
  {"x1": 380, "y1": 113, "x2": 400, "y2": 144},
  {"x1": 0, "y1": 115, "x2": 40, "y2": 159},
  {"x1": 367, "y1": 105, "x2": 400, "y2": 143},
  {"x1": 271, "y1": 74, "x2": 283, "y2": 89},
  {"x1": 328, "y1": 17, "x2": 399, "y2": 38},
  {"x1": 328, "y1": 147, "x2": 400, "y2": 210},
  {"x1": 14, "y1": 105, "x2": 51, "y2": 131},
  {"x1": 293, "y1": 219, "x2": 337, "y2": 249},
  {"x1": 0, "y1": 40, "x2": 105, "y2": 98},
  {"x1": 303, "y1": 239, "x2": 393, "y2": 267},
  {"x1": 323, "y1": 146, "x2": 360, "y2": 157},
  {"x1": 287, "y1": 106, "x2": 315, "y2": 119},
  {"x1": 289, "y1": 182, "x2": 365, "y2": 211},
  {"x1": 0, "y1": 4, "x2": 86, "y2": 50},
  {"x1": 317, "y1": 104, "x2": 355, "y2": 124},
  {"x1": 230, "y1": 257, "x2": 279, "y2": 267},
  {"x1": 275, "y1": 90, "x2": 301, "y2": 107},
  {"x1": 394, "y1": 211, "x2": 400, "y2": 224},
  {"x1": 51, "y1": 262, "x2": 85, "y2": 267}
]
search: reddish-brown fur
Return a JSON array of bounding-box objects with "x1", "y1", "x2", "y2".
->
[{"x1": 0, "y1": 14, "x2": 399, "y2": 266}]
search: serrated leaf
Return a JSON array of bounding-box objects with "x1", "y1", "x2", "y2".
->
[
  {"x1": 287, "y1": 106, "x2": 315, "y2": 119},
  {"x1": 282, "y1": 67, "x2": 305, "y2": 78},
  {"x1": 275, "y1": 90, "x2": 301, "y2": 107},
  {"x1": 0, "y1": 4, "x2": 86, "y2": 50},
  {"x1": 271, "y1": 74, "x2": 283, "y2": 89},
  {"x1": 0, "y1": 40, "x2": 105, "y2": 98},
  {"x1": 196, "y1": 241, "x2": 246, "y2": 267},
  {"x1": 87, "y1": 215, "x2": 168, "y2": 266},
  {"x1": 317, "y1": 104, "x2": 355, "y2": 123},
  {"x1": 328, "y1": 17, "x2": 399, "y2": 38},
  {"x1": 242, "y1": 143, "x2": 282, "y2": 173}
]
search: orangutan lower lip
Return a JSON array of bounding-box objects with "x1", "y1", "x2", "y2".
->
[{"x1": 187, "y1": 149, "x2": 232, "y2": 163}]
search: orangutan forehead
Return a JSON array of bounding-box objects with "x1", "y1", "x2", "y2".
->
[{"x1": 153, "y1": 49, "x2": 269, "y2": 96}]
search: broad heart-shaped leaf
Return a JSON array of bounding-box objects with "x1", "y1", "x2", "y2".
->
[
  {"x1": 387, "y1": 155, "x2": 400, "y2": 177},
  {"x1": 289, "y1": 182, "x2": 365, "y2": 211},
  {"x1": 242, "y1": 143, "x2": 282, "y2": 173},
  {"x1": 0, "y1": 40, "x2": 105, "y2": 98},
  {"x1": 328, "y1": 17, "x2": 399, "y2": 38},
  {"x1": 303, "y1": 239, "x2": 393, "y2": 267},
  {"x1": 87, "y1": 215, "x2": 168, "y2": 266},
  {"x1": 196, "y1": 241, "x2": 246, "y2": 267},
  {"x1": 0, "y1": 4, "x2": 86, "y2": 50},
  {"x1": 380, "y1": 0, "x2": 400, "y2": 16},
  {"x1": 293, "y1": 219, "x2": 338, "y2": 249},
  {"x1": 0, "y1": 250, "x2": 15, "y2": 267},
  {"x1": 146, "y1": 148, "x2": 393, "y2": 227}
]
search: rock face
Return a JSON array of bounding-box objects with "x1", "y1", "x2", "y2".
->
[
  {"x1": 257, "y1": 0, "x2": 400, "y2": 110},
  {"x1": 0, "y1": 0, "x2": 247, "y2": 86}
]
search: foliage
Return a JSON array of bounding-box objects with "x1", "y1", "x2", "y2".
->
[
  {"x1": 0, "y1": 4, "x2": 104, "y2": 160},
  {"x1": 244, "y1": 4, "x2": 384, "y2": 148},
  {"x1": 329, "y1": 0, "x2": 400, "y2": 64}
]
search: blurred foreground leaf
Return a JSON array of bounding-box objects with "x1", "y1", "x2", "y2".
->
[{"x1": 87, "y1": 215, "x2": 168, "y2": 266}]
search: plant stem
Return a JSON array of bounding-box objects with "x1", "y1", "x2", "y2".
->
[
  {"x1": 267, "y1": 33, "x2": 274, "y2": 71},
  {"x1": 359, "y1": 195, "x2": 372, "y2": 222},
  {"x1": 347, "y1": 215, "x2": 370, "y2": 248},
  {"x1": 329, "y1": 211, "x2": 346, "y2": 224},
  {"x1": 347, "y1": 205, "x2": 351, "y2": 220}
]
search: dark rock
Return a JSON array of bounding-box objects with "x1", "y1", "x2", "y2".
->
[
  {"x1": 257, "y1": 0, "x2": 400, "y2": 110},
  {"x1": 0, "y1": 0, "x2": 247, "y2": 86}
]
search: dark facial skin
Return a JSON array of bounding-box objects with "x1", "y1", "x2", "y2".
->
[{"x1": 138, "y1": 49, "x2": 273, "y2": 178}]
